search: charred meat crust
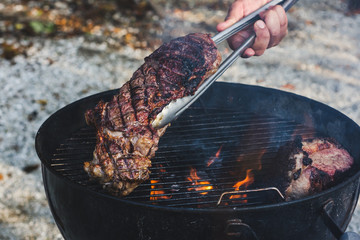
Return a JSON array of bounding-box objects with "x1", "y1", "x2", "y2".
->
[{"x1": 84, "y1": 33, "x2": 221, "y2": 196}]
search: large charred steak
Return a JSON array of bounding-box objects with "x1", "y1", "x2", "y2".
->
[
  {"x1": 272, "y1": 137, "x2": 354, "y2": 200},
  {"x1": 84, "y1": 33, "x2": 222, "y2": 196}
]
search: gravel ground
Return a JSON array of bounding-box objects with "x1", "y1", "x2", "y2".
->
[{"x1": 0, "y1": 0, "x2": 359, "y2": 239}]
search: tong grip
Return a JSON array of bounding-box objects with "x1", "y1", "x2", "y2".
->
[
  {"x1": 151, "y1": 0, "x2": 299, "y2": 129},
  {"x1": 211, "y1": 0, "x2": 284, "y2": 45}
]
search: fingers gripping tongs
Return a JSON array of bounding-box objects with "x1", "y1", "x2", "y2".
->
[{"x1": 152, "y1": 0, "x2": 299, "y2": 129}]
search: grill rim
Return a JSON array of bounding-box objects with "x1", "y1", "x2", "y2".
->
[
  {"x1": 39, "y1": 161, "x2": 360, "y2": 214},
  {"x1": 36, "y1": 82, "x2": 360, "y2": 214}
]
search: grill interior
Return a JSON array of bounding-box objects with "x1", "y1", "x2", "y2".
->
[{"x1": 50, "y1": 107, "x2": 317, "y2": 209}]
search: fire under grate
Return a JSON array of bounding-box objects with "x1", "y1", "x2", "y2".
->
[{"x1": 49, "y1": 108, "x2": 317, "y2": 209}]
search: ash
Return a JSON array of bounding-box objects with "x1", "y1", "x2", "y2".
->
[{"x1": 0, "y1": 0, "x2": 359, "y2": 239}]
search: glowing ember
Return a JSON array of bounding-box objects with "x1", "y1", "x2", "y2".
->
[
  {"x1": 158, "y1": 164, "x2": 166, "y2": 173},
  {"x1": 150, "y1": 180, "x2": 171, "y2": 201},
  {"x1": 187, "y1": 167, "x2": 213, "y2": 195},
  {"x1": 229, "y1": 193, "x2": 248, "y2": 201}
]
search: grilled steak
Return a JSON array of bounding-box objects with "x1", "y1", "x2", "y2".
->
[
  {"x1": 273, "y1": 137, "x2": 354, "y2": 200},
  {"x1": 84, "y1": 33, "x2": 222, "y2": 196}
]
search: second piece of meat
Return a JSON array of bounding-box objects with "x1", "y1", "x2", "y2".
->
[{"x1": 272, "y1": 137, "x2": 354, "y2": 200}]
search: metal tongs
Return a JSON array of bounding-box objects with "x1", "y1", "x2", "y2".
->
[{"x1": 152, "y1": 0, "x2": 299, "y2": 128}]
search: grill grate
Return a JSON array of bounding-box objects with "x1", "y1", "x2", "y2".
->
[{"x1": 50, "y1": 108, "x2": 317, "y2": 209}]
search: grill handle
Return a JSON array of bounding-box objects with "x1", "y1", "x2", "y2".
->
[
  {"x1": 225, "y1": 219, "x2": 259, "y2": 240},
  {"x1": 322, "y1": 200, "x2": 360, "y2": 240}
]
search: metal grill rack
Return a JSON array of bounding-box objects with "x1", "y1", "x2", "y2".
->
[{"x1": 50, "y1": 108, "x2": 317, "y2": 208}]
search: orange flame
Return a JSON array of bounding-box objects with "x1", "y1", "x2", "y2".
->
[
  {"x1": 187, "y1": 167, "x2": 213, "y2": 195},
  {"x1": 150, "y1": 180, "x2": 172, "y2": 201},
  {"x1": 228, "y1": 148, "x2": 264, "y2": 201},
  {"x1": 232, "y1": 169, "x2": 254, "y2": 190},
  {"x1": 229, "y1": 169, "x2": 254, "y2": 200},
  {"x1": 207, "y1": 145, "x2": 223, "y2": 167}
]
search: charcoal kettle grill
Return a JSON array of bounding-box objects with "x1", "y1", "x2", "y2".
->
[{"x1": 36, "y1": 82, "x2": 360, "y2": 240}]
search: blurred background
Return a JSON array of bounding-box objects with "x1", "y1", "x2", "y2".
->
[{"x1": 0, "y1": 0, "x2": 359, "y2": 239}]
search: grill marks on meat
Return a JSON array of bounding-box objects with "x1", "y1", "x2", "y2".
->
[
  {"x1": 84, "y1": 33, "x2": 221, "y2": 196},
  {"x1": 273, "y1": 137, "x2": 354, "y2": 201}
]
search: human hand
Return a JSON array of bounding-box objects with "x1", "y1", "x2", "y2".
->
[{"x1": 216, "y1": 0, "x2": 288, "y2": 57}]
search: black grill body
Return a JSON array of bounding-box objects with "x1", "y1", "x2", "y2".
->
[{"x1": 36, "y1": 82, "x2": 360, "y2": 240}]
